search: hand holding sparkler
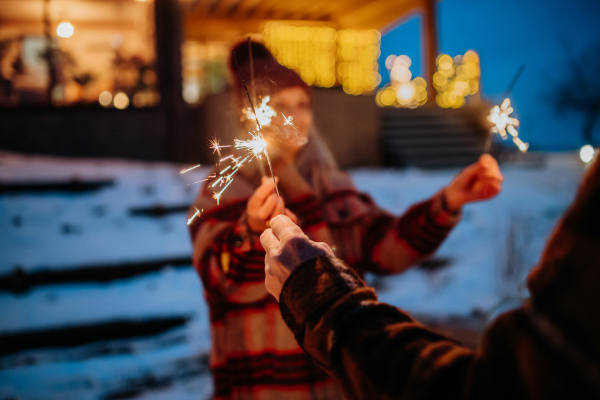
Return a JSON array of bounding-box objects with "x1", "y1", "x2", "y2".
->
[
  {"x1": 443, "y1": 154, "x2": 503, "y2": 212},
  {"x1": 247, "y1": 177, "x2": 298, "y2": 233}
]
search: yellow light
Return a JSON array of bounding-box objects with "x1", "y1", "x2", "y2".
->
[
  {"x1": 437, "y1": 54, "x2": 453, "y2": 70},
  {"x1": 263, "y1": 25, "x2": 379, "y2": 94},
  {"x1": 99, "y1": 91, "x2": 112, "y2": 107},
  {"x1": 580, "y1": 145, "x2": 595, "y2": 163},
  {"x1": 434, "y1": 50, "x2": 480, "y2": 108},
  {"x1": 113, "y1": 92, "x2": 129, "y2": 109},
  {"x1": 380, "y1": 88, "x2": 396, "y2": 106},
  {"x1": 397, "y1": 83, "x2": 415, "y2": 103},
  {"x1": 56, "y1": 22, "x2": 74, "y2": 38}
]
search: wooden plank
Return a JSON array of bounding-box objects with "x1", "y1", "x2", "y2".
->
[
  {"x1": 336, "y1": 0, "x2": 421, "y2": 30},
  {"x1": 208, "y1": 0, "x2": 241, "y2": 17}
]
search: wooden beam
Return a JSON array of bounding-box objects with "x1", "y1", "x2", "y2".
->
[
  {"x1": 228, "y1": 0, "x2": 262, "y2": 18},
  {"x1": 209, "y1": 0, "x2": 243, "y2": 18},
  {"x1": 187, "y1": 0, "x2": 220, "y2": 18},
  {"x1": 335, "y1": 0, "x2": 420, "y2": 30},
  {"x1": 267, "y1": 0, "x2": 314, "y2": 21},
  {"x1": 422, "y1": 0, "x2": 438, "y2": 103},
  {"x1": 247, "y1": 0, "x2": 289, "y2": 19},
  {"x1": 307, "y1": 0, "x2": 366, "y2": 21}
]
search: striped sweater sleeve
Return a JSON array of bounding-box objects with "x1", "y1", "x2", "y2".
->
[
  {"x1": 190, "y1": 202, "x2": 269, "y2": 302},
  {"x1": 363, "y1": 191, "x2": 460, "y2": 274}
]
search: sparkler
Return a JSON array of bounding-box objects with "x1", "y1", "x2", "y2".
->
[
  {"x1": 179, "y1": 48, "x2": 286, "y2": 212},
  {"x1": 486, "y1": 98, "x2": 528, "y2": 153},
  {"x1": 485, "y1": 64, "x2": 527, "y2": 153},
  {"x1": 232, "y1": 50, "x2": 284, "y2": 214},
  {"x1": 243, "y1": 96, "x2": 277, "y2": 127}
]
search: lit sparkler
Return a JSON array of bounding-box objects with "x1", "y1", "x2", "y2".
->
[
  {"x1": 243, "y1": 96, "x2": 276, "y2": 127},
  {"x1": 180, "y1": 50, "x2": 285, "y2": 210},
  {"x1": 234, "y1": 131, "x2": 268, "y2": 159},
  {"x1": 486, "y1": 98, "x2": 528, "y2": 152},
  {"x1": 232, "y1": 49, "x2": 284, "y2": 213}
]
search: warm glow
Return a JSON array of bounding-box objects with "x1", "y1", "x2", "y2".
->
[
  {"x1": 376, "y1": 55, "x2": 427, "y2": 108},
  {"x1": 113, "y1": 92, "x2": 129, "y2": 109},
  {"x1": 397, "y1": 83, "x2": 415, "y2": 102},
  {"x1": 56, "y1": 22, "x2": 74, "y2": 38},
  {"x1": 434, "y1": 51, "x2": 480, "y2": 109},
  {"x1": 263, "y1": 24, "x2": 381, "y2": 94},
  {"x1": 98, "y1": 91, "x2": 112, "y2": 107},
  {"x1": 580, "y1": 145, "x2": 595, "y2": 163},
  {"x1": 243, "y1": 96, "x2": 276, "y2": 127},
  {"x1": 488, "y1": 98, "x2": 528, "y2": 152}
]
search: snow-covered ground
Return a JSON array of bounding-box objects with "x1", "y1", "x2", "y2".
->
[{"x1": 0, "y1": 150, "x2": 586, "y2": 399}]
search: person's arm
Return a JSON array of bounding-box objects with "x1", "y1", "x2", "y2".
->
[
  {"x1": 364, "y1": 191, "x2": 460, "y2": 274},
  {"x1": 366, "y1": 154, "x2": 503, "y2": 274},
  {"x1": 260, "y1": 217, "x2": 478, "y2": 399},
  {"x1": 261, "y1": 215, "x2": 596, "y2": 400}
]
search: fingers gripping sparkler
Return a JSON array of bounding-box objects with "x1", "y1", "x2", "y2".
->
[{"x1": 232, "y1": 50, "x2": 284, "y2": 215}]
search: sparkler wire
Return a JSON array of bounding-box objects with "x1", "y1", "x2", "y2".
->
[{"x1": 232, "y1": 50, "x2": 284, "y2": 215}]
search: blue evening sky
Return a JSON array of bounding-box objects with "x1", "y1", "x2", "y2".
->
[{"x1": 379, "y1": 0, "x2": 600, "y2": 150}]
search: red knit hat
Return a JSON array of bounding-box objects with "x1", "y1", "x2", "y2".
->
[{"x1": 229, "y1": 40, "x2": 310, "y2": 108}]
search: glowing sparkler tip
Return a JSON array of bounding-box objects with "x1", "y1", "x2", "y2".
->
[
  {"x1": 244, "y1": 96, "x2": 276, "y2": 127},
  {"x1": 488, "y1": 98, "x2": 527, "y2": 153}
]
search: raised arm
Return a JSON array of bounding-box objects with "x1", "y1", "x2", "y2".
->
[{"x1": 366, "y1": 154, "x2": 503, "y2": 274}]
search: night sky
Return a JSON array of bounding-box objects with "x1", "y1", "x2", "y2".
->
[{"x1": 380, "y1": 0, "x2": 600, "y2": 150}]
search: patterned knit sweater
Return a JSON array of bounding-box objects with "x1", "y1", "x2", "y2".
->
[{"x1": 188, "y1": 169, "x2": 460, "y2": 400}]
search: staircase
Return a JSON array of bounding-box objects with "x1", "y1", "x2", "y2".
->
[{"x1": 381, "y1": 105, "x2": 489, "y2": 169}]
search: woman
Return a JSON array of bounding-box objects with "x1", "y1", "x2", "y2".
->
[{"x1": 188, "y1": 41, "x2": 503, "y2": 400}]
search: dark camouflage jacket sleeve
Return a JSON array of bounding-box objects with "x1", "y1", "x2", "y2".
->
[{"x1": 279, "y1": 254, "x2": 600, "y2": 400}]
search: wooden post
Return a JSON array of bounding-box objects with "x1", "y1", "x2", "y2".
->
[
  {"x1": 155, "y1": 0, "x2": 185, "y2": 161},
  {"x1": 423, "y1": 0, "x2": 438, "y2": 104}
]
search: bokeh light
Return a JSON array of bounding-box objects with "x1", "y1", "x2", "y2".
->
[
  {"x1": 434, "y1": 50, "x2": 480, "y2": 108},
  {"x1": 263, "y1": 24, "x2": 381, "y2": 94},
  {"x1": 98, "y1": 91, "x2": 112, "y2": 107},
  {"x1": 580, "y1": 145, "x2": 595, "y2": 163},
  {"x1": 375, "y1": 55, "x2": 427, "y2": 108},
  {"x1": 113, "y1": 92, "x2": 129, "y2": 109},
  {"x1": 488, "y1": 98, "x2": 528, "y2": 152},
  {"x1": 56, "y1": 22, "x2": 74, "y2": 38}
]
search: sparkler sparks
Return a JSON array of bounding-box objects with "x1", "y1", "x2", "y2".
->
[
  {"x1": 209, "y1": 138, "x2": 231, "y2": 157},
  {"x1": 282, "y1": 113, "x2": 299, "y2": 132},
  {"x1": 243, "y1": 96, "x2": 276, "y2": 127},
  {"x1": 179, "y1": 164, "x2": 201, "y2": 174},
  {"x1": 187, "y1": 207, "x2": 203, "y2": 225},
  {"x1": 180, "y1": 49, "x2": 283, "y2": 210},
  {"x1": 487, "y1": 98, "x2": 528, "y2": 152},
  {"x1": 234, "y1": 131, "x2": 268, "y2": 158}
]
